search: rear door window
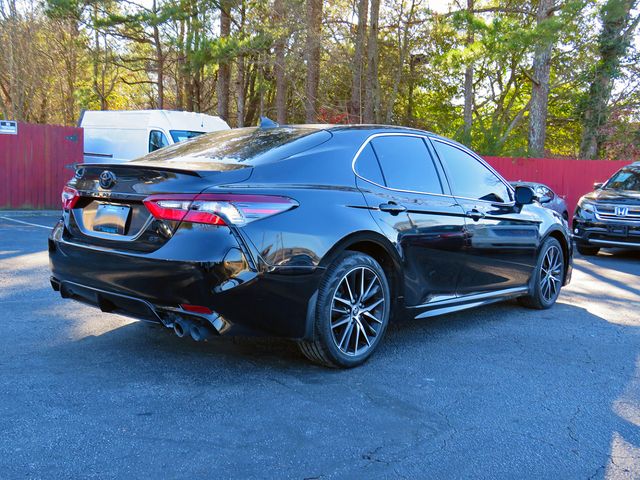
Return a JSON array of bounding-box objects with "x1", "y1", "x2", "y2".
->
[{"x1": 369, "y1": 136, "x2": 443, "y2": 194}]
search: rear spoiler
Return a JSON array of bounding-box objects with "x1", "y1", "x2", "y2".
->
[{"x1": 78, "y1": 162, "x2": 235, "y2": 178}]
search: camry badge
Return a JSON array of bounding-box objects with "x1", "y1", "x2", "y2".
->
[
  {"x1": 614, "y1": 206, "x2": 629, "y2": 217},
  {"x1": 99, "y1": 170, "x2": 117, "y2": 189}
]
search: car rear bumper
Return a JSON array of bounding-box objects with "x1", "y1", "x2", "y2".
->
[
  {"x1": 572, "y1": 218, "x2": 640, "y2": 249},
  {"x1": 48, "y1": 221, "x2": 322, "y2": 339}
]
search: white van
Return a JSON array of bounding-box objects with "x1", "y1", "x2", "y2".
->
[{"x1": 79, "y1": 110, "x2": 230, "y2": 163}]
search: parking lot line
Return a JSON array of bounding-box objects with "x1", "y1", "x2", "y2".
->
[{"x1": 0, "y1": 216, "x2": 53, "y2": 230}]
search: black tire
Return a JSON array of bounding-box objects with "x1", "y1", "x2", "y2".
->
[
  {"x1": 577, "y1": 244, "x2": 600, "y2": 256},
  {"x1": 518, "y1": 237, "x2": 565, "y2": 310},
  {"x1": 298, "y1": 251, "x2": 391, "y2": 368}
]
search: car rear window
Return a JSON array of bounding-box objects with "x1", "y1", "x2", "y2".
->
[{"x1": 133, "y1": 127, "x2": 327, "y2": 165}]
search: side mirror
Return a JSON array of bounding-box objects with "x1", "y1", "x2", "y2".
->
[
  {"x1": 514, "y1": 185, "x2": 535, "y2": 206},
  {"x1": 593, "y1": 182, "x2": 604, "y2": 190}
]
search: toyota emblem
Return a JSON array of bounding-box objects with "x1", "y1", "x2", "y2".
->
[{"x1": 99, "y1": 170, "x2": 117, "y2": 189}]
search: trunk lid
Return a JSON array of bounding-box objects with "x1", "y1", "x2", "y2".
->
[{"x1": 64, "y1": 163, "x2": 252, "y2": 252}]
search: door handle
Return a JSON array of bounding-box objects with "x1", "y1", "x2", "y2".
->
[
  {"x1": 466, "y1": 209, "x2": 485, "y2": 221},
  {"x1": 379, "y1": 202, "x2": 407, "y2": 215}
]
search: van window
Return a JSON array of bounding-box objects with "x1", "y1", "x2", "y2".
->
[
  {"x1": 170, "y1": 130, "x2": 205, "y2": 143},
  {"x1": 149, "y1": 130, "x2": 169, "y2": 152}
]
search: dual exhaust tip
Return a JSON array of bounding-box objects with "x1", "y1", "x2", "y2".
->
[{"x1": 172, "y1": 317, "x2": 214, "y2": 342}]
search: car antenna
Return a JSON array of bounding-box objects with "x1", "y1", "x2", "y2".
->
[{"x1": 259, "y1": 116, "x2": 279, "y2": 129}]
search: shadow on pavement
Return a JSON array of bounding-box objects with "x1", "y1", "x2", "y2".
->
[{"x1": 1, "y1": 286, "x2": 638, "y2": 478}]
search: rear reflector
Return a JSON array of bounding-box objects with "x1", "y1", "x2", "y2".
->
[
  {"x1": 143, "y1": 193, "x2": 297, "y2": 226},
  {"x1": 61, "y1": 186, "x2": 80, "y2": 210},
  {"x1": 181, "y1": 304, "x2": 213, "y2": 315}
]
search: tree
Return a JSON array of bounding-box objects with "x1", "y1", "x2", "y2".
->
[
  {"x1": 579, "y1": 0, "x2": 639, "y2": 158},
  {"x1": 3, "y1": 0, "x2": 639, "y2": 159},
  {"x1": 217, "y1": 0, "x2": 232, "y2": 121},
  {"x1": 527, "y1": 0, "x2": 558, "y2": 157},
  {"x1": 462, "y1": 0, "x2": 474, "y2": 144},
  {"x1": 304, "y1": 0, "x2": 322, "y2": 122},
  {"x1": 349, "y1": 0, "x2": 368, "y2": 122},
  {"x1": 383, "y1": 0, "x2": 418, "y2": 123},
  {"x1": 273, "y1": 0, "x2": 287, "y2": 124},
  {"x1": 363, "y1": 0, "x2": 380, "y2": 123}
]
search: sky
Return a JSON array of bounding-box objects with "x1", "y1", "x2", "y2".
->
[{"x1": 427, "y1": 0, "x2": 455, "y2": 14}]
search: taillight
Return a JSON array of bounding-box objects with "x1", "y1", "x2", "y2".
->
[
  {"x1": 143, "y1": 193, "x2": 297, "y2": 226},
  {"x1": 61, "y1": 186, "x2": 79, "y2": 210}
]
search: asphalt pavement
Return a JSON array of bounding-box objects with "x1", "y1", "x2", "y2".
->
[{"x1": 1, "y1": 211, "x2": 639, "y2": 479}]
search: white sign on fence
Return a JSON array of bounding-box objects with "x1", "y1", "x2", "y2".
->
[{"x1": 0, "y1": 120, "x2": 17, "y2": 135}]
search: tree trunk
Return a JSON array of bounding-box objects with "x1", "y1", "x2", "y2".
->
[
  {"x1": 349, "y1": 0, "x2": 368, "y2": 122},
  {"x1": 91, "y1": 4, "x2": 105, "y2": 110},
  {"x1": 579, "y1": 0, "x2": 638, "y2": 159},
  {"x1": 64, "y1": 19, "x2": 79, "y2": 124},
  {"x1": 384, "y1": 0, "x2": 416, "y2": 124},
  {"x1": 363, "y1": 0, "x2": 380, "y2": 123},
  {"x1": 304, "y1": 0, "x2": 323, "y2": 123},
  {"x1": 274, "y1": 0, "x2": 287, "y2": 124},
  {"x1": 462, "y1": 0, "x2": 474, "y2": 144},
  {"x1": 236, "y1": 55, "x2": 245, "y2": 127},
  {"x1": 527, "y1": 0, "x2": 555, "y2": 157},
  {"x1": 217, "y1": 0, "x2": 231, "y2": 121}
]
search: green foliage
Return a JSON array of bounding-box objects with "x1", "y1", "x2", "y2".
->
[{"x1": 2, "y1": 0, "x2": 638, "y2": 158}]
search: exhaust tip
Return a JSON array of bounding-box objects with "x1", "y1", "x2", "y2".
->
[
  {"x1": 173, "y1": 319, "x2": 189, "y2": 338},
  {"x1": 190, "y1": 323, "x2": 213, "y2": 342}
]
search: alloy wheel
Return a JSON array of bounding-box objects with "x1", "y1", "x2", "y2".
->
[
  {"x1": 540, "y1": 245, "x2": 563, "y2": 303},
  {"x1": 330, "y1": 266, "x2": 386, "y2": 357}
]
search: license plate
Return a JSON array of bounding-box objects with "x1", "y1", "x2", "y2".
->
[
  {"x1": 93, "y1": 204, "x2": 131, "y2": 235},
  {"x1": 607, "y1": 225, "x2": 628, "y2": 236}
]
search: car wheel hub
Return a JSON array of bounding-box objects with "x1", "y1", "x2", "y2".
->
[
  {"x1": 540, "y1": 245, "x2": 562, "y2": 303},
  {"x1": 331, "y1": 266, "x2": 385, "y2": 357}
]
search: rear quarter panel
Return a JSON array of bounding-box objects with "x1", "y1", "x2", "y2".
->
[{"x1": 221, "y1": 130, "x2": 383, "y2": 270}]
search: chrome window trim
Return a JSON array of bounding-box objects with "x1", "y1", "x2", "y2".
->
[
  {"x1": 350, "y1": 133, "x2": 452, "y2": 199},
  {"x1": 351, "y1": 132, "x2": 516, "y2": 207}
]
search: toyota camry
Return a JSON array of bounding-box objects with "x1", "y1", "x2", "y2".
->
[{"x1": 49, "y1": 124, "x2": 573, "y2": 367}]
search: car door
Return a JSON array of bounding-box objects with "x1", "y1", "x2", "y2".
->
[
  {"x1": 354, "y1": 134, "x2": 467, "y2": 307},
  {"x1": 429, "y1": 138, "x2": 539, "y2": 295}
]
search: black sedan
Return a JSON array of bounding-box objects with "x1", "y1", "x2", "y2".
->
[{"x1": 49, "y1": 125, "x2": 573, "y2": 367}]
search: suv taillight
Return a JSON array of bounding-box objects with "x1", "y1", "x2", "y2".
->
[
  {"x1": 143, "y1": 193, "x2": 297, "y2": 226},
  {"x1": 61, "y1": 186, "x2": 80, "y2": 210}
]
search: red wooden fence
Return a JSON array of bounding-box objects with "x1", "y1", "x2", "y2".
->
[
  {"x1": 0, "y1": 123, "x2": 633, "y2": 213},
  {"x1": 485, "y1": 156, "x2": 633, "y2": 218},
  {"x1": 0, "y1": 122, "x2": 82, "y2": 209}
]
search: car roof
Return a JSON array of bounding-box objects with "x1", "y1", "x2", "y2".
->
[{"x1": 283, "y1": 123, "x2": 435, "y2": 136}]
